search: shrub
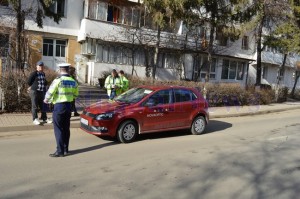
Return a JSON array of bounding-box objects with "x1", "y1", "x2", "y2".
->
[
  {"x1": 0, "y1": 71, "x2": 31, "y2": 112},
  {"x1": 293, "y1": 89, "x2": 300, "y2": 100},
  {"x1": 0, "y1": 67, "x2": 58, "y2": 113},
  {"x1": 277, "y1": 86, "x2": 289, "y2": 103},
  {"x1": 128, "y1": 77, "x2": 277, "y2": 106},
  {"x1": 98, "y1": 70, "x2": 112, "y2": 88}
]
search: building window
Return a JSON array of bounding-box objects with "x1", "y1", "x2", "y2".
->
[
  {"x1": 43, "y1": 39, "x2": 67, "y2": 57},
  {"x1": 215, "y1": 26, "x2": 228, "y2": 46},
  {"x1": 50, "y1": 0, "x2": 66, "y2": 16},
  {"x1": 0, "y1": 34, "x2": 9, "y2": 57},
  {"x1": 242, "y1": 36, "x2": 249, "y2": 50},
  {"x1": 264, "y1": 45, "x2": 281, "y2": 53},
  {"x1": 0, "y1": 0, "x2": 8, "y2": 6},
  {"x1": 95, "y1": 43, "x2": 145, "y2": 66},
  {"x1": 55, "y1": 40, "x2": 66, "y2": 57},
  {"x1": 237, "y1": 62, "x2": 245, "y2": 80},
  {"x1": 88, "y1": 1, "x2": 142, "y2": 27},
  {"x1": 279, "y1": 68, "x2": 284, "y2": 78},
  {"x1": 200, "y1": 58, "x2": 217, "y2": 80},
  {"x1": 221, "y1": 59, "x2": 245, "y2": 80},
  {"x1": 107, "y1": 5, "x2": 121, "y2": 23},
  {"x1": 157, "y1": 52, "x2": 180, "y2": 69},
  {"x1": 262, "y1": 66, "x2": 268, "y2": 79},
  {"x1": 43, "y1": 39, "x2": 54, "y2": 56}
]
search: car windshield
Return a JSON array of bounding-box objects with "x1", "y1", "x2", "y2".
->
[{"x1": 114, "y1": 88, "x2": 153, "y2": 103}]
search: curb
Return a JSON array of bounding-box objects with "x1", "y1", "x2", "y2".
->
[
  {"x1": 210, "y1": 105, "x2": 300, "y2": 119},
  {"x1": 1, "y1": 105, "x2": 300, "y2": 133},
  {"x1": 0, "y1": 122, "x2": 81, "y2": 133}
]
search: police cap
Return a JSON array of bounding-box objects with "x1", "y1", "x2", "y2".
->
[{"x1": 57, "y1": 63, "x2": 71, "y2": 69}]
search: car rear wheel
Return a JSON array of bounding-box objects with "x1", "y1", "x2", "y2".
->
[
  {"x1": 191, "y1": 116, "x2": 206, "y2": 135},
  {"x1": 117, "y1": 120, "x2": 138, "y2": 143}
]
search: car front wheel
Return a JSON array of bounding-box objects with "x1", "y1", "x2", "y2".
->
[
  {"x1": 191, "y1": 116, "x2": 206, "y2": 135},
  {"x1": 117, "y1": 120, "x2": 138, "y2": 143}
]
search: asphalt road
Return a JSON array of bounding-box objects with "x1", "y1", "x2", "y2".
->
[{"x1": 0, "y1": 109, "x2": 300, "y2": 199}]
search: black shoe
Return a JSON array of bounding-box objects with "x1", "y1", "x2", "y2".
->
[
  {"x1": 49, "y1": 152, "x2": 64, "y2": 157},
  {"x1": 64, "y1": 151, "x2": 69, "y2": 156},
  {"x1": 74, "y1": 112, "x2": 80, "y2": 117}
]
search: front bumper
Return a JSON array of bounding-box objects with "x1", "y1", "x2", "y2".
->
[
  {"x1": 80, "y1": 111, "x2": 116, "y2": 136},
  {"x1": 80, "y1": 122, "x2": 109, "y2": 134}
]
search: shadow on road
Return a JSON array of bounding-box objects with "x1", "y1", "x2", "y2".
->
[
  {"x1": 135, "y1": 120, "x2": 232, "y2": 142},
  {"x1": 204, "y1": 120, "x2": 232, "y2": 134},
  {"x1": 68, "y1": 141, "x2": 117, "y2": 156}
]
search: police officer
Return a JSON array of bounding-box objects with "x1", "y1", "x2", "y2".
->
[
  {"x1": 104, "y1": 69, "x2": 121, "y2": 100},
  {"x1": 44, "y1": 63, "x2": 78, "y2": 157}
]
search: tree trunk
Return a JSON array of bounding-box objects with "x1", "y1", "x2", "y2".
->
[
  {"x1": 291, "y1": 73, "x2": 300, "y2": 97},
  {"x1": 144, "y1": 47, "x2": 151, "y2": 77},
  {"x1": 205, "y1": 25, "x2": 215, "y2": 83},
  {"x1": 276, "y1": 53, "x2": 287, "y2": 86},
  {"x1": 16, "y1": 0, "x2": 23, "y2": 71},
  {"x1": 152, "y1": 27, "x2": 161, "y2": 81},
  {"x1": 256, "y1": 20, "x2": 264, "y2": 86},
  {"x1": 131, "y1": 34, "x2": 135, "y2": 76}
]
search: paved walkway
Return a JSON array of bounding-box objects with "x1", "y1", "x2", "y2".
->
[{"x1": 1, "y1": 102, "x2": 300, "y2": 133}]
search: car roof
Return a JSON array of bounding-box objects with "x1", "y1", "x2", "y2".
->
[{"x1": 137, "y1": 85, "x2": 198, "y2": 91}]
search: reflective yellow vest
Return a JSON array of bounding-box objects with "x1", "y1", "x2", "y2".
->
[
  {"x1": 119, "y1": 75, "x2": 129, "y2": 93},
  {"x1": 45, "y1": 75, "x2": 78, "y2": 104},
  {"x1": 104, "y1": 75, "x2": 121, "y2": 96}
]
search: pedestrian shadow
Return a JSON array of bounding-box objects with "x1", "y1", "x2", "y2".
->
[{"x1": 67, "y1": 141, "x2": 117, "y2": 156}]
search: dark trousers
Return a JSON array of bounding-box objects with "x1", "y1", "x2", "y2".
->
[
  {"x1": 53, "y1": 102, "x2": 72, "y2": 154},
  {"x1": 109, "y1": 90, "x2": 116, "y2": 100},
  {"x1": 71, "y1": 100, "x2": 78, "y2": 113},
  {"x1": 30, "y1": 90, "x2": 47, "y2": 121}
]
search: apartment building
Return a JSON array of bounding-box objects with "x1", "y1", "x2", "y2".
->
[
  {"x1": 0, "y1": 0, "x2": 82, "y2": 72},
  {"x1": 1, "y1": 0, "x2": 299, "y2": 89}
]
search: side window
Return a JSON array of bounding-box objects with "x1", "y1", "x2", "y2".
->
[
  {"x1": 174, "y1": 89, "x2": 196, "y2": 103},
  {"x1": 145, "y1": 90, "x2": 171, "y2": 106}
]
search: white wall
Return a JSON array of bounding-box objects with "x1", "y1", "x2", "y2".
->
[
  {"x1": 26, "y1": 0, "x2": 84, "y2": 36},
  {"x1": 0, "y1": 0, "x2": 84, "y2": 36}
]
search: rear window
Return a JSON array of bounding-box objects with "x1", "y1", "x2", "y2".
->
[{"x1": 174, "y1": 89, "x2": 197, "y2": 103}]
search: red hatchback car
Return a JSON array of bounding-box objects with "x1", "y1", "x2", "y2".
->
[{"x1": 80, "y1": 86, "x2": 209, "y2": 143}]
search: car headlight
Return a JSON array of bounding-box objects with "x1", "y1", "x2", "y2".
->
[{"x1": 95, "y1": 113, "x2": 114, "y2": 120}]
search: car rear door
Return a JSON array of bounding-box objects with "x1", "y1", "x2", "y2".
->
[{"x1": 173, "y1": 89, "x2": 198, "y2": 127}]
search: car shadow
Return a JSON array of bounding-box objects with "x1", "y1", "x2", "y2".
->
[
  {"x1": 136, "y1": 120, "x2": 232, "y2": 142},
  {"x1": 204, "y1": 120, "x2": 233, "y2": 134}
]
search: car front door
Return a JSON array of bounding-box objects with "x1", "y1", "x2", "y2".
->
[{"x1": 140, "y1": 89, "x2": 176, "y2": 132}]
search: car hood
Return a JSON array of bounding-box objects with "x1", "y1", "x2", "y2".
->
[{"x1": 85, "y1": 100, "x2": 131, "y2": 114}]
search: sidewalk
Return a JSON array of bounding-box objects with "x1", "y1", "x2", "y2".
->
[{"x1": 0, "y1": 102, "x2": 300, "y2": 133}]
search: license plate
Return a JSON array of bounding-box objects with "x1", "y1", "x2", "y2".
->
[{"x1": 81, "y1": 118, "x2": 88, "y2": 125}]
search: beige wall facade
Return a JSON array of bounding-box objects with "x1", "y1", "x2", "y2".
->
[{"x1": 26, "y1": 31, "x2": 80, "y2": 70}]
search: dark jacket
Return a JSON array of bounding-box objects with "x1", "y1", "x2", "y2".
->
[{"x1": 27, "y1": 71, "x2": 47, "y2": 91}]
